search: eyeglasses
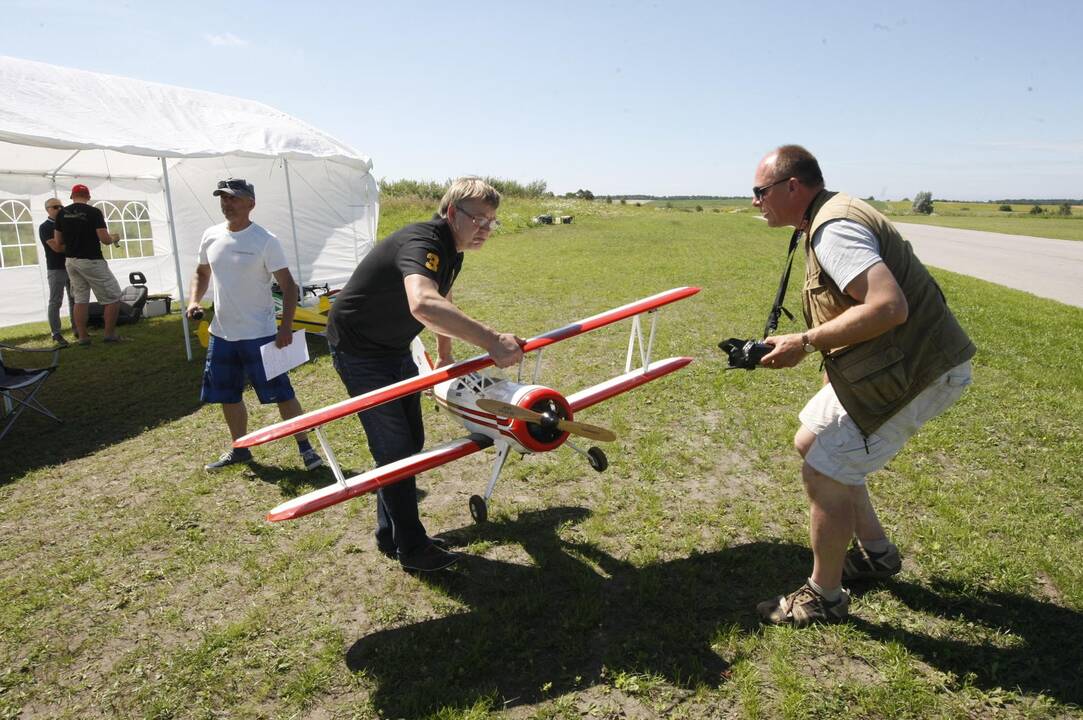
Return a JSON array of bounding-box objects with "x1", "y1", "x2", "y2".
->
[
  {"x1": 46, "y1": 204, "x2": 63, "y2": 210},
  {"x1": 455, "y1": 205, "x2": 500, "y2": 230},
  {"x1": 752, "y1": 178, "x2": 789, "y2": 201}
]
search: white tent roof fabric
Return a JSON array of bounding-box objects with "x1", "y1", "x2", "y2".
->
[{"x1": 0, "y1": 56, "x2": 379, "y2": 335}]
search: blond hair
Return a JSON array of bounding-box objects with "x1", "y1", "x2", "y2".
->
[{"x1": 438, "y1": 177, "x2": 501, "y2": 217}]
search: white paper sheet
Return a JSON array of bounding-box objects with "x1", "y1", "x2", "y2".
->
[{"x1": 260, "y1": 330, "x2": 309, "y2": 380}]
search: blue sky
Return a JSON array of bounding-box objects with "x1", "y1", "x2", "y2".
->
[{"x1": 4, "y1": 0, "x2": 1081, "y2": 200}]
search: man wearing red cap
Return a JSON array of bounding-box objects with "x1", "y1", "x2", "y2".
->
[{"x1": 47, "y1": 184, "x2": 124, "y2": 345}]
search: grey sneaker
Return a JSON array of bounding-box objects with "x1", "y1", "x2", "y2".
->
[
  {"x1": 205, "y1": 448, "x2": 253, "y2": 471},
  {"x1": 842, "y1": 541, "x2": 902, "y2": 582},
  {"x1": 758, "y1": 582, "x2": 851, "y2": 627},
  {"x1": 300, "y1": 447, "x2": 323, "y2": 470}
]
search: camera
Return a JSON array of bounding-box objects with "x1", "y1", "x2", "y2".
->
[{"x1": 718, "y1": 338, "x2": 774, "y2": 370}]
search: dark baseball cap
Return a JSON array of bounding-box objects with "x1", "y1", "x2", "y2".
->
[{"x1": 213, "y1": 178, "x2": 255, "y2": 199}]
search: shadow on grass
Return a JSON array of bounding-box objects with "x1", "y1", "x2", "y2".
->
[
  {"x1": 246, "y1": 461, "x2": 339, "y2": 497},
  {"x1": 852, "y1": 578, "x2": 1083, "y2": 707},
  {"x1": 0, "y1": 316, "x2": 206, "y2": 482},
  {"x1": 346, "y1": 506, "x2": 811, "y2": 718},
  {"x1": 0, "y1": 317, "x2": 332, "y2": 484}
]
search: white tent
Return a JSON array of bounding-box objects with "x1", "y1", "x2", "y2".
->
[{"x1": 0, "y1": 56, "x2": 378, "y2": 358}]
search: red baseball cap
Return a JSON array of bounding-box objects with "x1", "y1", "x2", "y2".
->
[{"x1": 70, "y1": 183, "x2": 90, "y2": 198}]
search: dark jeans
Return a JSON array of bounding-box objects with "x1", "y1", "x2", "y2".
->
[{"x1": 330, "y1": 343, "x2": 427, "y2": 555}]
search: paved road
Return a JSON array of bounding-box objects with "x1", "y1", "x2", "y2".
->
[{"x1": 895, "y1": 223, "x2": 1083, "y2": 308}]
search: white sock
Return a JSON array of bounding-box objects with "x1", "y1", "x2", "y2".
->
[{"x1": 807, "y1": 576, "x2": 842, "y2": 602}]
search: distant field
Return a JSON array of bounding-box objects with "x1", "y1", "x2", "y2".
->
[
  {"x1": 631, "y1": 198, "x2": 752, "y2": 211},
  {"x1": 603, "y1": 198, "x2": 1083, "y2": 241},
  {"x1": 880, "y1": 201, "x2": 1083, "y2": 241}
]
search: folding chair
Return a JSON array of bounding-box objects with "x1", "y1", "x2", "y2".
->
[{"x1": 0, "y1": 342, "x2": 62, "y2": 442}]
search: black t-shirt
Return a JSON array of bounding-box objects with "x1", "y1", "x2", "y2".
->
[
  {"x1": 327, "y1": 217, "x2": 463, "y2": 356},
  {"x1": 54, "y1": 202, "x2": 107, "y2": 260},
  {"x1": 38, "y1": 218, "x2": 66, "y2": 270}
]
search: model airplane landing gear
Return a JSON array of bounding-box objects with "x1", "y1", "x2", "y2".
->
[
  {"x1": 587, "y1": 446, "x2": 608, "y2": 472},
  {"x1": 469, "y1": 494, "x2": 488, "y2": 523},
  {"x1": 469, "y1": 441, "x2": 511, "y2": 524}
]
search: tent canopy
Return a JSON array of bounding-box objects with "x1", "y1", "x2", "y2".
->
[{"x1": 0, "y1": 56, "x2": 379, "y2": 339}]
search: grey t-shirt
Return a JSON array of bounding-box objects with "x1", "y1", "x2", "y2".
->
[{"x1": 811, "y1": 219, "x2": 881, "y2": 293}]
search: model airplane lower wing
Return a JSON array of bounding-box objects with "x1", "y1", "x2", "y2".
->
[
  {"x1": 266, "y1": 434, "x2": 494, "y2": 522},
  {"x1": 236, "y1": 286, "x2": 699, "y2": 449}
]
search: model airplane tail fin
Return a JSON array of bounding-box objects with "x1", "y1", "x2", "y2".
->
[{"x1": 410, "y1": 336, "x2": 436, "y2": 373}]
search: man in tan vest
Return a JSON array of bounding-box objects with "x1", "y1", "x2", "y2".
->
[{"x1": 751, "y1": 145, "x2": 975, "y2": 627}]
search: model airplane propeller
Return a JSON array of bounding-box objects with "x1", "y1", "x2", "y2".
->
[
  {"x1": 475, "y1": 398, "x2": 616, "y2": 442},
  {"x1": 239, "y1": 286, "x2": 701, "y2": 524}
]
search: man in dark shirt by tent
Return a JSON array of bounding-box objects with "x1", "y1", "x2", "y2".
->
[
  {"x1": 48, "y1": 184, "x2": 124, "y2": 346},
  {"x1": 38, "y1": 198, "x2": 74, "y2": 347},
  {"x1": 326, "y1": 177, "x2": 522, "y2": 573}
]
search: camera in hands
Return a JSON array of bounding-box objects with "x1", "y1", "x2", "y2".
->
[{"x1": 718, "y1": 338, "x2": 774, "y2": 370}]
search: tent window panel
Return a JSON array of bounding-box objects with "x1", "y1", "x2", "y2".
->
[
  {"x1": 94, "y1": 200, "x2": 154, "y2": 259},
  {"x1": 0, "y1": 200, "x2": 36, "y2": 268}
]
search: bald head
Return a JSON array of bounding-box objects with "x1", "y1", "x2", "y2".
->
[{"x1": 767, "y1": 145, "x2": 824, "y2": 188}]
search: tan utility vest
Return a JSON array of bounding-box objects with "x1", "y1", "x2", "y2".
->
[{"x1": 801, "y1": 191, "x2": 976, "y2": 435}]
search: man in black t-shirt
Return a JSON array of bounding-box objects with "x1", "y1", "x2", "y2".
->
[
  {"x1": 49, "y1": 184, "x2": 124, "y2": 346},
  {"x1": 38, "y1": 198, "x2": 74, "y2": 346},
  {"x1": 326, "y1": 177, "x2": 523, "y2": 572}
]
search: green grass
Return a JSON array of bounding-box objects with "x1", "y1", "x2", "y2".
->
[{"x1": 2, "y1": 201, "x2": 1081, "y2": 719}]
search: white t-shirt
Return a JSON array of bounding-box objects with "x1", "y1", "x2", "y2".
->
[
  {"x1": 810, "y1": 219, "x2": 882, "y2": 294},
  {"x1": 198, "y1": 221, "x2": 289, "y2": 340}
]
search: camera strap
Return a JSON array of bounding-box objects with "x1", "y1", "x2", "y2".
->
[
  {"x1": 761, "y1": 190, "x2": 827, "y2": 338},
  {"x1": 761, "y1": 226, "x2": 803, "y2": 338}
]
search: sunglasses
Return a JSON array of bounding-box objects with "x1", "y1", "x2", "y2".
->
[
  {"x1": 752, "y1": 177, "x2": 789, "y2": 201},
  {"x1": 217, "y1": 178, "x2": 254, "y2": 192},
  {"x1": 47, "y1": 204, "x2": 63, "y2": 210}
]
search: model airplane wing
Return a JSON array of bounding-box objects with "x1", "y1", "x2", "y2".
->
[
  {"x1": 266, "y1": 434, "x2": 494, "y2": 522},
  {"x1": 566, "y1": 356, "x2": 693, "y2": 412},
  {"x1": 236, "y1": 286, "x2": 700, "y2": 449}
]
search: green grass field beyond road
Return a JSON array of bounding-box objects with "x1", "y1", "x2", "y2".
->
[{"x1": 1, "y1": 199, "x2": 1081, "y2": 719}]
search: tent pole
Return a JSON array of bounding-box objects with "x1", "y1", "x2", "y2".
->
[
  {"x1": 48, "y1": 150, "x2": 81, "y2": 182},
  {"x1": 160, "y1": 157, "x2": 193, "y2": 361},
  {"x1": 282, "y1": 157, "x2": 304, "y2": 290}
]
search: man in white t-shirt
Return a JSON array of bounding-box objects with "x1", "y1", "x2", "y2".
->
[{"x1": 185, "y1": 178, "x2": 323, "y2": 472}]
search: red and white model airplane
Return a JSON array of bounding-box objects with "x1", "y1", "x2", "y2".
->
[{"x1": 235, "y1": 286, "x2": 700, "y2": 523}]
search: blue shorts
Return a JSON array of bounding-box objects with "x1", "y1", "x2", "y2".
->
[{"x1": 201, "y1": 334, "x2": 296, "y2": 404}]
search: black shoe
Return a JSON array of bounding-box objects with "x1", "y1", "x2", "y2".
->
[
  {"x1": 398, "y1": 540, "x2": 459, "y2": 572},
  {"x1": 378, "y1": 536, "x2": 449, "y2": 560},
  {"x1": 204, "y1": 448, "x2": 253, "y2": 471},
  {"x1": 52, "y1": 334, "x2": 70, "y2": 348}
]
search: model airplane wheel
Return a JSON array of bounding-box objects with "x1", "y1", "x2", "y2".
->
[
  {"x1": 469, "y1": 494, "x2": 488, "y2": 523},
  {"x1": 587, "y1": 447, "x2": 608, "y2": 472}
]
